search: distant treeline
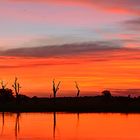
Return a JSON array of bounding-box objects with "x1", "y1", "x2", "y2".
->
[
  {"x1": 0, "y1": 77, "x2": 140, "y2": 113},
  {"x1": 0, "y1": 77, "x2": 136, "y2": 102}
]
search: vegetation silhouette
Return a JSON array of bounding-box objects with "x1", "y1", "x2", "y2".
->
[
  {"x1": 0, "y1": 88, "x2": 14, "y2": 102},
  {"x1": 75, "y1": 81, "x2": 80, "y2": 97},
  {"x1": 0, "y1": 78, "x2": 140, "y2": 113},
  {"x1": 0, "y1": 81, "x2": 7, "y2": 90},
  {"x1": 0, "y1": 80, "x2": 14, "y2": 102},
  {"x1": 52, "y1": 79, "x2": 61, "y2": 99},
  {"x1": 102, "y1": 90, "x2": 112, "y2": 100},
  {"x1": 12, "y1": 77, "x2": 21, "y2": 101}
]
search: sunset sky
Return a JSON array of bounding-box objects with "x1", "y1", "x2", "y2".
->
[{"x1": 0, "y1": 0, "x2": 140, "y2": 97}]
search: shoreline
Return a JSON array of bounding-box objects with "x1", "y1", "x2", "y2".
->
[{"x1": 0, "y1": 96, "x2": 140, "y2": 113}]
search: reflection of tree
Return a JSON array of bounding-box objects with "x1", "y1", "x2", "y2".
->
[
  {"x1": 53, "y1": 112, "x2": 56, "y2": 140},
  {"x1": 76, "y1": 113, "x2": 80, "y2": 128},
  {"x1": 1, "y1": 112, "x2": 5, "y2": 135},
  {"x1": 53, "y1": 112, "x2": 62, "y2": 140},
  {"x1": 15, "y1": 113, "x2": 20, "y2": 140},
  {"x1": 77, "y1": 113, "x2": 79, "y2": 121},
  {"x1": 74, "y1": 113, "x2": 80, "y2": 140}
]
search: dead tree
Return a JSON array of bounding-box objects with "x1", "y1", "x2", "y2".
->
[
  {"x1": 75, "y1": 81, "x2": 80, "y2": 97},
  {"x1": 12, "y1": 77, "x2": 21, "y2": 99},
  {"x1": 52, "y1": 79, "x2": 61, "y2": 99},
  {"x1": 0, "y1": 80, "x2": 7, "y2": 90}
]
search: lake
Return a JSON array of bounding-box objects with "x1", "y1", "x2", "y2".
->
[{"x1": 0, "y1": 112, "x2": 140, "y2": 140}]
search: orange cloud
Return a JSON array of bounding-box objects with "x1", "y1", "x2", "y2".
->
[{"x1": 0, "y1": 47, "x2": 140, "y2": 97}]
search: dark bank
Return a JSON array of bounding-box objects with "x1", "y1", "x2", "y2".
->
[{"x1": 1, "y1": 88, "x2": 140, "y2": 112}]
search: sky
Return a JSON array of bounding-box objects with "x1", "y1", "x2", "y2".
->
[{"x1": 0, "y1": 0, "x2": 140, "y2": 97}]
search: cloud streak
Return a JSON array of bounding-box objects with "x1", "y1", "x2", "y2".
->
[
  {"x1": 0, "y1": 42, "x2": 140, "y2": 64},
  {"x1": 0, "y1": 42, "x2": 123, "y2": 57},
  {"x1": 123, "y1": 18, "x2": 140, "y2": 31},
  {"x1": 9, "y1": 0, "x2": 140, "y2": 15}
]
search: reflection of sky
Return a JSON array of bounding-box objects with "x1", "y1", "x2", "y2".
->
[{"x1": 2, "y1": 113, "x2": 140, "y2": 140}]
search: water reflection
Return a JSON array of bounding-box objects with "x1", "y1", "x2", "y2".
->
[
  {"x1": 53, "y1": 112, "x2": 62, "y2": 140},
  {"x1": 15, "y1": 113, "x2": 20, "y2": 140},
  {"x1": 53, "y1": 112, "x2": 56, "y2": 140},
  {"x1": 0, "y1": 112, "x2": 140, "y2": 140},
  {"x1": 76, "y1": 113, "x2": 80, "y2": 128},
  {"x1": 1, "y1": 112, "x2": 4, "y2": 135}
]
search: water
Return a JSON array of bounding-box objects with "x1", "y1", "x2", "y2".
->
[{"x1": 0, "y1": 112, "x2": 140, "y2": 140}]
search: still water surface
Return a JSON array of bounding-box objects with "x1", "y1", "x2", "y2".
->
[{"x1": 0, "y1": 112, "x2": 140, "y2": 140}]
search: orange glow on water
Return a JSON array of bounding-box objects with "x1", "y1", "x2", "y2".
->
[{"x1": 1, "y1": 113, "x2": 140, "y2": 140}]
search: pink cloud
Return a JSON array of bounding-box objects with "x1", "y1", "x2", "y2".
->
[
  {"x1": 0, "y1": 0, "x2": 132, "y2": 29},
  {"x1": 0, "y1": 5, "x2": 99, "y2": 27},
  {"x1": 0, "y1": 4, "x2": 124, "y2": 28},
  {"x1": 8, "y1": 0, "x2": 140, "y2": 15},
  {"x1": 0, "y1": 35, "x2": 43, "y2": 49}
]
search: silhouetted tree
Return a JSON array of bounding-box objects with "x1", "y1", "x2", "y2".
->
[
  {"x1": 52, "y1": 79, "x2": 61, "y2": 99},
  {"x1": 0, "y1": 80, "x2": 8, "y2": 90},
  {"x1": 128, "y1": 94, "x2": 131, "y2": 98},
  {"x1": 75, "y1": 81, "x2": 80, "y2": 97},
  {"x1": 18, "y1": 94, "x2": 30, "y2": 102},
  {"x1": 0, "y1": 88, "x2": 14, "y2": 102},
  {"x1": 0, "y1": 80, "x2": 14, "y2": 101},
  {"x1": 12, "y1": 77, "x2": 21, "y2": 100},
  {"x1": 102, "y1": 90, "x2": 112, "y2": 98}
]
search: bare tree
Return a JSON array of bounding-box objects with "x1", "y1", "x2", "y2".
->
[
  {"x1": 75, "y1": 81, "x2": 80, "y2": 97},
  {"x1": 12, "y1": 77, "x2": 21, "y2": 99},
  {"x1": 0, "y1": 80, "x2": 8, "y2": 90},
  {"x1": 52, "y1": 79, "x2": 61, "y2": 99}
]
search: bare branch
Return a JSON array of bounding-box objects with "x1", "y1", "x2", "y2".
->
[
  {"x1": 52, "y1": 79, "x2": 61, "y2": 99},
  {"x1": 0, "y1": 80, "x2": 8, "y2": 90},
  {"x1": 75, "y1": 81, "x2": 80, "y2": 97},
  {"x1": 12, "y1": 77, "x2": 21, "y2": 98},
  {"x1": 56, "y1": 81, "x2": 61, "y2": 92}
]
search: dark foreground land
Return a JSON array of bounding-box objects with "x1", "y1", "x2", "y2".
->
[{"x1": 1, "y1": 95, "x2": 140, "y2": 113}]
